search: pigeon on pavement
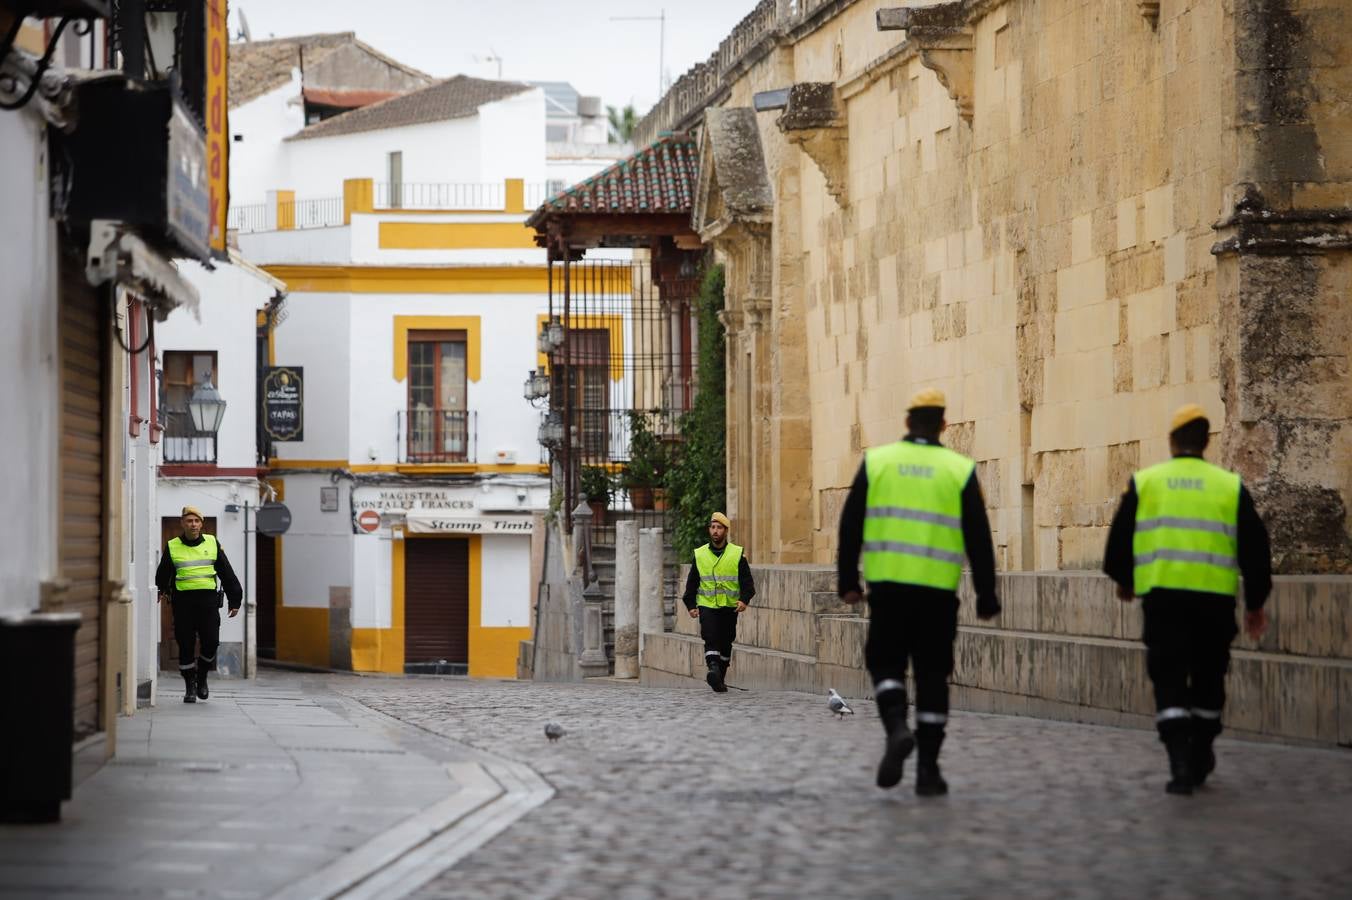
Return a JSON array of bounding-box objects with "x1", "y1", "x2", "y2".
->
[
  {"x1": 544, "y1": 722, "x2": 566, "y2": 742},
  {"x1": 828, "y1": 688, "x2": 854, "y2": 719}
]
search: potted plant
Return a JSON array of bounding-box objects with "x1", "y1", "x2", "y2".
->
[
  {"x1": 623, "y1": 410, "x2": 665, "y2": 511},
  {"x1": 579, "y1": 465, "x2": 614, "y2": 524}
]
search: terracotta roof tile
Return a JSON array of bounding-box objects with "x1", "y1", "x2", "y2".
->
[
  {"x1": 528, "y1": 133, "x2": 698, "y2": 226},
  {"x1": 287, "y1": 74, "x2": 535, "y2": 141},
  {"x1": 228, "y1": 33, "x2": 432, "y2": 109}
]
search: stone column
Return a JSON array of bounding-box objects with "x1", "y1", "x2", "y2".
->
[
  {"x1": 577, "y1": 578, "x2": 610, "y2": 678},
  {"x1": 638, "y1": 528, "x2": 665, "y2": 661},
  {"x1": 612, "y1": 520, "x2": 640, "y2": 678}
]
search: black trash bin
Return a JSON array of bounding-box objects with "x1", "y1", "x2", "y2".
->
[{"x1": 0, "y1": 611, "x2": 82, "y2": 824}]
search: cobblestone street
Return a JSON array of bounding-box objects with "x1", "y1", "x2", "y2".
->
[{"x1": 338, "y1": 677, "x2": 1352, "y2": 899}]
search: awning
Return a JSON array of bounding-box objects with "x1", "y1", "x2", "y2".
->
[
  {"x1": 86, "y1": 219, "x2": 200, "y2": 320},
  {"x1": 404, "y1": 511, "x2": 535, "y2": 535}
]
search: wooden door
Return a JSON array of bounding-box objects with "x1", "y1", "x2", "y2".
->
[
  {"x1": 59, "y1": 259, "x2": 105, "y2": 740},
  {"x1": 403, "y1": 538, "x2": 469, "y2": 667},
  {"x1": 158, "y1": 516, "x2": 217, "y2": 670}
]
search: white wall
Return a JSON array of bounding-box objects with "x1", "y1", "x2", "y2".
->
[
  {"x1": 238, "y1": 225, "x2": 353, "y2": 266},
  {"x1": 234, "y1": 86, "x2": 548, "y2": 206},
  {"x1": 283, "y1": 117, "x2": 484, "y2": 200},
  {"x1": 279, "y1": 474, "x2": 353, "y2": 609},
  {"x1": 481, "y1": 536, "x2": 531, "y2": 627},
  {"x1": 166, "y1": 261, "x2": 275, "y2": 469},
  {"x1": 477, "y1": 90, "x2": 548, "y2": 185},
  {"x1": 270, "y1": 292, "x2": 352, "y2": 461},
  {"x1": 351, "y1": 533, "x2": 392, "y2": 629},
  {"x1": 344, "y1": 293, "x2": 548, "y2": 465},
  {"x1": 0, "y1": 112, "x2": 59, "y2": 615},
  {"x1": 229, "y1": 76, "x2": 306, "y2": 209}
]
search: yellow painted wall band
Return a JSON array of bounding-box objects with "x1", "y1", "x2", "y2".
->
[
  {"x1": 378, "y1": 221, "x2": 540, "y2": 250},
  {"x1": 263, "y1": 265, "x2": 554, "y2": 294}
]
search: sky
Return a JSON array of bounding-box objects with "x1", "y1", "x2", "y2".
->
[{"x1": 233, "y1": 0, "x2": 757, "y2": 116}]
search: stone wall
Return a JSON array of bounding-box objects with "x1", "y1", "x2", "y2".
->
[
  {"x1": 675, "y1": 0, "x2": 1351, "y2": 573},
  {"x1": 518, "y1": 521, "x2": 583, "y2": 682},
  {"x1": 640, "y1": 563, "x2": 1352, "y2": 747}
]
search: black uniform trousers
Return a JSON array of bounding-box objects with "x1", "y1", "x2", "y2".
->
[
  {"x1": 1142, "y1": 590, "x2": 1238, "y2": 741},
  {"x1": 172, "y1": 590, "x2": 222, "y2": 674},
  {"x1": 699, "y1": 606, "x2": 739, "y2": 669},
  {"x1": 865, "y1": 588, "x2": 959, "y2": 720}
]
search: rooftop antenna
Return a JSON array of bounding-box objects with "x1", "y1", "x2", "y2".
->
[
  {"x1": 610, "y1": 8, "x2": 665, "y2": 101},
  {"x1": 472, "y1": 47, "x2": 503, "y2": 79},
  {"x1": 236, "y1": 7, "x2": 253, "y2": 43}
]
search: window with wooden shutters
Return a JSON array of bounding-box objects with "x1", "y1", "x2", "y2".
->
[
  {"x1": 407, "y1": 330, "x2": 468, "y2": 461},
  {"x1": 160, "y1": 350, "x2": 219, "y2": 464},
  {"x1": 551, "y1": 328, "x2": 610, "y2": 460}
]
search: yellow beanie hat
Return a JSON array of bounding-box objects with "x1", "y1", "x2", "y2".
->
[
  {"x1": 907, "y1": 387, "x2": 946, "y2": 411},
  {"x1": 1170, "y1": 403, "x2": 1209, "y2": 433}
]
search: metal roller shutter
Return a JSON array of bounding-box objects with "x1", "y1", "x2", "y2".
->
[
  {"x1": 59, "y1": 257, "x2": 106, "y2": 740},
  {"x1": 404, "y1": 538, "x2": 469, "y2": 666}
]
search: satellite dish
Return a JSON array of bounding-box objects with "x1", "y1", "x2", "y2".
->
[{"x1": 237, "y1": 8, "x2": 253, "y2": 43}]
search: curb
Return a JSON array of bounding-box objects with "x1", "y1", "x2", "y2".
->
[
  {"x1": 336, "y1": 760, "x2": 554, "y2": 899},
  {"x1": 265, "y1": 695, "x2": 555, "y2": 900}
]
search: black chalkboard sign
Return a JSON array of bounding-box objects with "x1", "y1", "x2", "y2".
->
[{"x1": 262, "y1": 366, "x2": 303, "y2": 441}]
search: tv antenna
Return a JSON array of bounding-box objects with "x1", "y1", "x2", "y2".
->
[
  {"x1": 472, "y1": 47, "x2": 503, "y2": 79},
  {"x1": 610, "y1": 8, "x2": 666, "y2": 100}
]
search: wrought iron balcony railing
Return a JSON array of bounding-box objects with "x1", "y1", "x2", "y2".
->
[
  {"x1": 398, "y1": 409, "x2": 476, "y2": 463},
  {"x1": 160, "y1": 408, "x2": 217, "y2": 464}
]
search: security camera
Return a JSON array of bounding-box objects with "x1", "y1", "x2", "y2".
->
[{"x1": 516, "y1": 487, "x2": 528, "y2": 502}]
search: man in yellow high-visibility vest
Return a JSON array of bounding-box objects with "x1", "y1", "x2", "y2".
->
[
  {"x1": 155, "y1": 506, "x2": 243, "y2": 703},
  {"x1": 1104, "y1": 404, "x2": 1272, "y2": 795},
  {"x1": 681, "y1": 512, "x2": 755, "y2": 693},
  {"x1": 837, "y1": 389, "x2": 1001, "y2": 796}
]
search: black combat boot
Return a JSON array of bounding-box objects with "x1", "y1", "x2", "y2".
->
[
  {"x1": 195, "y1": 666, "x2": 209, "y2": 701},
  {"x1": 182, "y1": 670, "x2": 197, "y2": 704},
  {"x1": 915, "y1": 726, "x2": 948, "y2": 796},
  {"x1": 875, "y1": 704, "x2": 915, "y2": 789},
  {"x1": 705, "y1": 657, "x2": 727, "y2": 693},
  {"x1": 1189, "y1": 717, "x2": 1221, "y2": 787},
  {"x1": 1164, "y1": 736, "x2": 1193, "y2": 795}
]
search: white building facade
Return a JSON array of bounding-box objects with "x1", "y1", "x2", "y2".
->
[
  {"x1": 238, "y1": 189, "x2": 553, "y2": 676},
  {"x1": 150, "y1": 256, "x2": 285, "y2": 692}
]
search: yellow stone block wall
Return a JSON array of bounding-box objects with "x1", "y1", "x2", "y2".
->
[{"x1": 730, "y1": 0, "x2": 1254, "y2": 570}]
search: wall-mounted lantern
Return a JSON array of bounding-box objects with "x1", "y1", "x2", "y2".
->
[
  {"x1": 523, "y1": 369, "x2": 551, "y2": 405},
  {"x1": 187, "y1": 378, "x2": 227, "y2": 434},
  {"x1": 537, "y1": 316, "x2": 564, "y2": 354}
]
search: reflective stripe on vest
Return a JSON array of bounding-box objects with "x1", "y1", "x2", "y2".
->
[
  {"x1": 862, "y1": 441, "x2": 973, "y2": 590},
  {"x1": 169, "y1": 534, "x2": 219, "y2": 592},
  {"x1": 694, "y1": 542, "x2": 743, "y2": 609},
  {"x1": 1132, "y1": 457, "x2": 1240, "y2": 597}
]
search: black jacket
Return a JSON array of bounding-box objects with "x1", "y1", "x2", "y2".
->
[
  {"x1": 836, "y1": 435, "x2": 999, "y2": 607},
  {"x1": 682, "y1": 543, "x2": 756, "y2": 610},
  {"x1": 155, "y1": 533, "x2": 244, "y2": 610},
  {"x1": 1102, "y1": 454, "x2": 1272, "y2": 611}
]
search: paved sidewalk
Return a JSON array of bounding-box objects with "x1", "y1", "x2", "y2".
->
[{"x1": 0, "y1": 673, "x2": 544, "y2": 899}]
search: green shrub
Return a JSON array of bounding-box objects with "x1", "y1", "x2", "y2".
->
[
  {"x1": 665, "y1": 263, "x2": 726, "y2": 558},
  {"x1": 579, "y1": 465, "x2": 614, "y2": 504}
]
